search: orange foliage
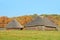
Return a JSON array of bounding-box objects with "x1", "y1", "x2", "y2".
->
[
  {"x1": 47, "y1": 16, "x2": 60, "y2": 26},
  {"x1": 0, "y1": 16, "x2": 32, "y2": 28},
  {"x1": 0, "y1": 15, "x2": 60, "y2": 28},
  {"x1": 0, "y1": 16, "x2": 12, "y2": 28},
  {"x1": 16, "y1": 16, "x2": 32, "y2": 25}
]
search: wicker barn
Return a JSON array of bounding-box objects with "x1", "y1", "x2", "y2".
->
[
  {"x1": 42, "y1": 17, "x2": 58, "y2": 31},
  {"x1": 6, "y1": 19, "x2": 24, "y2": 30},
  {"x1": 24, "y1": 16, "x2": 58, "y2": 31}
]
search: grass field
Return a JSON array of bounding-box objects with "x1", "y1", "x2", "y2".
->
[{"x1": 0, "y1": 30, "x2": 60, "y2": 40}]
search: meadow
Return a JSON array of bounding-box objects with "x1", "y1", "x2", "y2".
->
[{"x1": 0, "y1": 30, "x2": 60, "y2": 40}]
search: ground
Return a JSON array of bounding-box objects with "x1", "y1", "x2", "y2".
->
[{"x1": 0, "y1": 30, "x2": 60, "y2": 40}]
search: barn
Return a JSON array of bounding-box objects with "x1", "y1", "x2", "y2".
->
[
  {"x1": 24, "y1": 16, "x2": 45, "y2": 30},
  {"x1": 42, "y1": 17, "x2": 58, "y2": 31},
  {"x1": 6, "y1": 19, "x2": 24, "y2": 30},
  {"x1": 24, "y1": 16, "x2": 58, "y2": 31}
]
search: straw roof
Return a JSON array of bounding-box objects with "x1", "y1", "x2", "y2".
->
[
  {"x1": 25, "y1": 16, "x2": 44, "y2": 27},
  {"x1": 25, "y1": 16, "x2": 57, "y2": 27},
  {"x1": 6, "y1": 19, "x2": 23, "y2": 28},
  {"x1": 43, "y1": 17, "x2": 57, "y2": 27}
]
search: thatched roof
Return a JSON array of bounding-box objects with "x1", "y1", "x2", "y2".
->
[
  {"x1": 6, "y1": 19, "x2": 23, "y2": 28},
  {"x1": 43, "y1": 17, "x2": 57, "y2": 27},
  {"x1": 25, "y1": 16, "x2": 58, "y2": 27},
  {"x1": 25, "y1": 16, "x2": 44, "y2": 27}
]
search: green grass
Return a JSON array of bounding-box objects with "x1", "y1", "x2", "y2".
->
[{"x1": 0, "y1": 30, "x2": 60, "y2": 40}]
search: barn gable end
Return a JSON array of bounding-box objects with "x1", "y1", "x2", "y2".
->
[{"x1": 6, "y1": 19, "x2": 24, "y2": 30}]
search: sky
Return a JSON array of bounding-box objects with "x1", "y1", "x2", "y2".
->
[{"x1": 0, "y1": 0, "x2": 60, "y2": 17}]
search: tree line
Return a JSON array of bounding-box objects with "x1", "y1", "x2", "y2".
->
[{"x1": 0, "y1": 14, "x2": 60, "y2": 28}]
